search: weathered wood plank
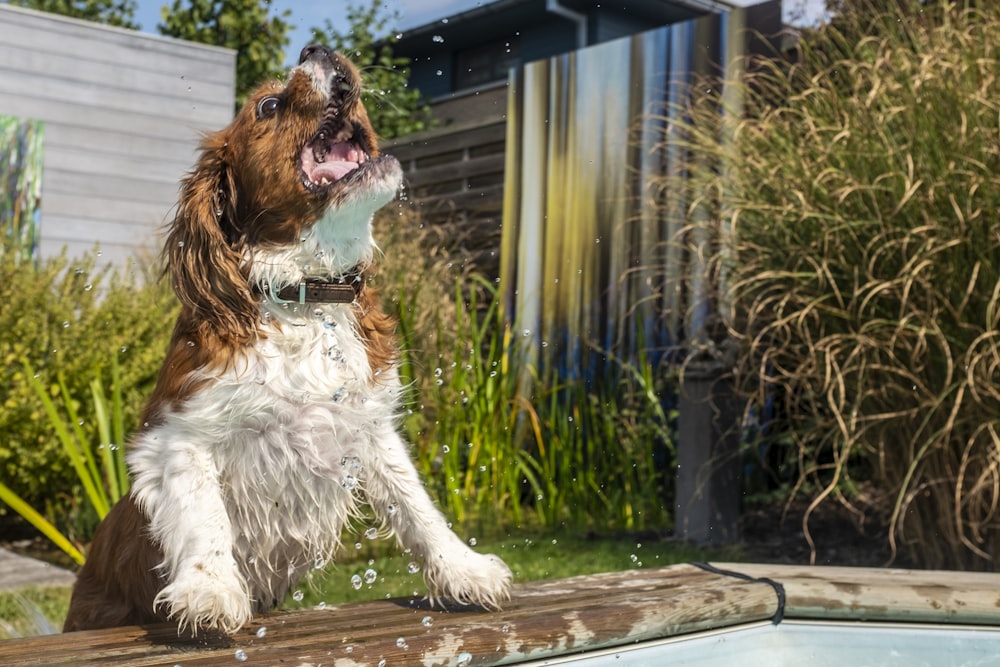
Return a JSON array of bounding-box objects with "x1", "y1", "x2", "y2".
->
[
  {"x1": 404, "y1": 153, "x2": 505, "y2": 189},
  {"x1": 40, "y1": 215, "x2": 162, "y2": 254},
  {"x1": 43, "y1": 124, "x2": 200, "y2": 166},
  {"x1": 718, "y1": 562, "x2": 1000, "y2": 625},
  {"x1": 416, "y1": 185, "x2": 505, "y2": 213},
  {"x1": 42, "y1": 193, "x2": 173, "y2": 229},
  {"x1": 0, "y1": 69, "x2": 231, "y2": 135},
  {"x1": 0, "y1": 565, "x2": 776, "y2": 666},
  {"x1": 3, "y1": 563, "x2": 1000, "y2": 665},
  {"x1": 384, "y1": 117, "x2": 506, "y2": 164},
  {"x1": 0, "y1": 5, "x2": 233, "y2": 84}
]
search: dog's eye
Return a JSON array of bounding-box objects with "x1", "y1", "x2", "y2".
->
[{"x1": 256, "y1": 96, "x2": 281, "y2": 119}]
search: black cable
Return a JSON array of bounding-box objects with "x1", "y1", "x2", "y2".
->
[{"x1": 690, "y1": 562, "x2": 786, "y2": 625}]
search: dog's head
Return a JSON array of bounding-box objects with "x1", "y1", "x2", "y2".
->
[{"x1": 166, "y1": 45, "x2": 403, "y2": 343}]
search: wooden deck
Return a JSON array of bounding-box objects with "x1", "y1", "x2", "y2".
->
[{"x1": 1, "y1": 562, "x2": 998, "y2": 666}]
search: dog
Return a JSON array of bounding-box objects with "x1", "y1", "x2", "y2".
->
[{"x1": 62, "y1": 44, "x2": 512, "y2": 635}]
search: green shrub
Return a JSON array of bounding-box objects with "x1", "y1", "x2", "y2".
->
[
  {"x1": 660, "y1": 2, "x2": 1000, "y2": 567},
  {"x1": 0, "y1": 250, "x2": 176, "y2": 540}
]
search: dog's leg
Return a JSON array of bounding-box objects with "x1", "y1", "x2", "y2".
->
[
  {"x1": 363, "y1": 428, "x2": 513, "y2": 609},
  {"x1": 129, "y1": 432, "x2": 252, "y2": 634}
]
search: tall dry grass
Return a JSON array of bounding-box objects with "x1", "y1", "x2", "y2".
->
[{"x1": 657, "y1": 1, "x2": 1000, "y2": 568}]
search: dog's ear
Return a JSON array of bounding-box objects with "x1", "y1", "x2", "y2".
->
[{"x1": 165, "y1": 134, "x2": 258, "y2": 344}]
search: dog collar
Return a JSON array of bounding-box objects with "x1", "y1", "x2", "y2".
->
[{"x1": 272, "y1": 275, "x2": 363, "y2": 304}]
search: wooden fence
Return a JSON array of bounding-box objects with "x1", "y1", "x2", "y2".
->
[
  {"x1": 381, "y1": 114, "x2": 506, "y2": 277},
  {"x1": 0, "y1": 4, "x2": 235, "y2": 267}
]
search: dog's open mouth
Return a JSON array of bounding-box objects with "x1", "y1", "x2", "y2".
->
[{"x1": 299, "y1": 130, "x2": 369, "y2": 192}]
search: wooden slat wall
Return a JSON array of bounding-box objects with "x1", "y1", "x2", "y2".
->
[
  {"x1": 0, "y1": 4, "x2": 235, "y2": 267},
  {"x1": 382, "y1": 115, "x2": 506, "y2": 277}
]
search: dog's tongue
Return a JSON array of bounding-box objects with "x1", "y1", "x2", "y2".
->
[
  {"x1": 302, "y1": 140, "x2": 365, "y2": 185},
  {"x1": 312, "y1": 160, "x2": 359, "y2": 183}
]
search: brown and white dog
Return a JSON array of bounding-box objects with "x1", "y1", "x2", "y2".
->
[{"x1": 63, "y1": 45, "x2": 511, "y2": 635}]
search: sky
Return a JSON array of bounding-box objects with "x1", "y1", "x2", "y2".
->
[{"x1": 132, "y1": 0, "x2": 829, "y2": 63}]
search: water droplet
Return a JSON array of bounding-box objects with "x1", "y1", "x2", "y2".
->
[
  {"x1": 387, "y1": 503, "x2": 398, "y2": 516},
  {"x1": 292, "y1": 589, "x2": 304, "y2": 602},
  {"x1": 351, "y1": 574, "x2": 363, "y2": 589},
  {"x1": 442, "y1": 445, "x2": 450, "y2": 454},
  {"x1": 345, "y1": 644, "x2": 353, "y2": 652},
  {"x1": 379, "y1": 660, "x2": 387, "y2": 667},
  {"x1": 457, "y1": 652, "x2": 473, "y2": 666},
  {"x1": 341, "y1": 475, "x2": 358, "y2": 490},
  {"x1": 421, "y1": 615, "x2": 433, "y2": 627},
  {"x1": 468, "y1": 537, "x2": 477, "y2": 546},
  {"x1": 62, "y1": 321, "x2": 70, "y2": 328},
  {"x1": 256, "y1": 626, "x2": 267, "y2": 638},
  {"x1": 501, "y1": 623, "x2": 510, "y2": 633},
  {"x1": 322, "y1": 315, "x2": 337, "y2": 330},
  {"x1": 84, "y1": 283, "x2": 93, "y2": 291},
  {"x1": 332, "y1": 386, "x2": 347, "y2": 402},
  {"x1": 317, "y1": 601, "x2": 327, "y2": 610},
  {"x1": 396, "y1": 636, "x2": 408, "y2": 648},
  {"x1": 314, "y1": 555, "x2": 328, "y2": 570},
  {"x1": 432, "y1": 34, "x2": 444, "y2": 43},
  {"x1": 365, "y1": 526, "x2": 378, "y2": 540},
  {"x1": 234, "y1": 648, "x2": 248, "y2": 661},
  {"x1": 630, "y1": 554, "x2": 639, "y2": 563},
  {"x1": 364, "y1": 568, "x2": 378, "y2": 584},
  {"x1": 407, "y1": 561, "x2": 420, "y2": 574}
]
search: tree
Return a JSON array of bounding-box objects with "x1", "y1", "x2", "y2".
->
[
  {"x1": 158, "y1": 0, "x2": 291, "y2": 108},
  {"x1": 8, "y1": 0, "x2": 139, "y2": 29},
  {"x1": 310, "y1": 0, "x2": 432, "y2": 139}
]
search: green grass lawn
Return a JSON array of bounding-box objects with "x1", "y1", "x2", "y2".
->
[{"x1": 0, "y1": 532, "x2": 736, "y2": 638}]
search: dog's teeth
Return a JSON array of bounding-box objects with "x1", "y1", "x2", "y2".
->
[{"x1": 320, "y1": 176, "x2": 330, "y2": 185}]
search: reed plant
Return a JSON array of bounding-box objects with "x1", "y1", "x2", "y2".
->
[
  {"x1": 656, "y1": 1, "x2": 1000, "y2": 567},
  {"x1": 376, "y1": 210, "x2": 674, "y2": 535}
]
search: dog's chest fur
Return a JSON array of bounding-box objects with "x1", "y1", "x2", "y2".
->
[{"x1": 136, "y1": 303, "x2": 399, "y2": 610}]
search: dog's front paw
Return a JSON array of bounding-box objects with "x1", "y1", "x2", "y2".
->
[
  {"x1": 155, "y1": 563, "x2": 252, "y2": 635},
  {"x1": 425, "y1": 550, "x2": 513, "y2": 610}
]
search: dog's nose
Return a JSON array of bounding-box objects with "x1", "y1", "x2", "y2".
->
[{"x1": 299, "y1": 44, "x2": 333, "y2": 65}]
